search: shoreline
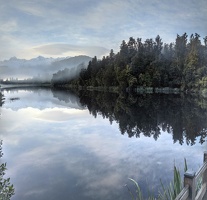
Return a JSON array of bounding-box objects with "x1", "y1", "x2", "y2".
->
[{"x1": 52, "y1": 84, "x2": 207, "y2": 96}]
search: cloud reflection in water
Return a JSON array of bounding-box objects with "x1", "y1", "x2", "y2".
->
[{"x1": 0, "y1": 89, "x2": 205, "y2": 200}]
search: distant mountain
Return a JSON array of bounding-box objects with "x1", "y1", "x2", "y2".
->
[
  {"x1": 0, "y1": 55, "x2": 92, "y2": 80},
  {"x1": 0, "y1": 56, "x2": 64, "y2": 68},
  {"x1": 50, "y1": 55, "x2": 91, "y2": 70}
]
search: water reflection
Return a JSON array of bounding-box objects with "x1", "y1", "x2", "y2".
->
[
  {"x1": 3, "y1": 88, "x2": 207, "y2": 145},
  {"x1": 52, "y1": 88, "x2": 84, "y2": 108},
  {"x1": 0, "y1": 91, "x2": 4, "y2": 106},
  {"x1": 77, "y1": 90, "x2": 207, "y2": 145},
  {"x1": 0, "y1": 92, "x2": 15, "y2": 199},
  {"x1": 2, "y1": 87, "x2": 84, "y2": 110},
  {"x1": 0, "y1": 88, "x2": 206, "y2": 200}
]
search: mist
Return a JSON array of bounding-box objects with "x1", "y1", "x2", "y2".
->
[{"x1": 0, "y1": 55, "x2": 92, "y2": 83}]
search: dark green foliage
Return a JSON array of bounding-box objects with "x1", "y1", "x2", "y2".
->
[
  {"x1": 51, "y1": 63, "x2": 86, "y2": 86},
  {"x1": 0, "y1": 141, "x2": 15, "y2": 200},
  {"x1": 56, "y1": 33, "x2": 207, "y2": 91}
]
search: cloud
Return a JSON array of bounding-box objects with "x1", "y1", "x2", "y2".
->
[
  {"x1": 33, "y1": 43, "x2": 109, "y2": 58},
  {"x1": 0, "y1": 0, "x2": 207, "y2": 60},
  {"x1": 2, "y1": 91, "x2": 205, "y2": 199},
  {"x1": 0, "y1": 20, "x2": 18, "y2": 33},
  {"x1": 35, "y1": 108, "x2": 88, "y2": 122},
  {"x1": 14, "y1": 2, "x2": 46, "y2": 17}
]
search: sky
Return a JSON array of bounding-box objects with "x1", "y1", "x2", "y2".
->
[{"x1": 0, "y1": 0, "x2": 207, "y2": 61}]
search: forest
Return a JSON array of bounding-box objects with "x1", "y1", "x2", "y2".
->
[{"x1": 52, "y1": 33, "x2": 207, "y2": 93}]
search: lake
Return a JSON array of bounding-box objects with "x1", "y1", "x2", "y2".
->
[{"x1": 0, "y1": 88, "x2": 206, "y2": 200}]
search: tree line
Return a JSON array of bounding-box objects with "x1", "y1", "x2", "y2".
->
[{"x1": 52, "y1": 33, "x2": 207, "y2": 91}]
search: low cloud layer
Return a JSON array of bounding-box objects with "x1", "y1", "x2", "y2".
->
[{"x1": 33, "y1": 44, "x2": 109, "y2": 58}]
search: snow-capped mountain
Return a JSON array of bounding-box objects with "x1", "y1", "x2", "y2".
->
[
  {"x1": 0, "y1": 55, "x2": 92, "y2": 80},
  {"x1": 0, "y1": 56, "x2": 65, "y2": 68}
]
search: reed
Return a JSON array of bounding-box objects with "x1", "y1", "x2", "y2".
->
[{"x1": 127, "y1": 159, "x2": 188, "y2": 200}]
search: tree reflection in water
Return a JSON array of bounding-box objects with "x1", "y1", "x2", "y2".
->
[
  {"x1": 74, "y1": 90, "x2": 207, "y2": 146},
  {"x1": 0, "y1": 92, "x2": 15, "y2": 199}
]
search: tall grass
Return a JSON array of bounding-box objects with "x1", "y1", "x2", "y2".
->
[{"x1": 127, "y1": 159, "x2": 188, "y2": 200}]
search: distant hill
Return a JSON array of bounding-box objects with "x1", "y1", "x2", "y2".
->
[
  {"x1": 0, "y1": 56, "x2": 59, "y2": 68},
  {"x1": 50, "y1": 55, "x2": 91, "y2": 70},
  {"x1": 0, "y1": 55, "x2": 92, "y2": 80}
]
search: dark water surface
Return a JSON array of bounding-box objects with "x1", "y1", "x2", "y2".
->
[{"x1": 0, "y1": 88, "x2": 206, "y2": 200}]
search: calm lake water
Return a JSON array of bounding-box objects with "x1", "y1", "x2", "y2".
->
[{"x1": 0, "y1": 88, "x2": 206, "y2": 200}]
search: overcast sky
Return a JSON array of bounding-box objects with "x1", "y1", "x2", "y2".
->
[{"x1": 0, "y1": 0, "x2": 207, "y2": 60}]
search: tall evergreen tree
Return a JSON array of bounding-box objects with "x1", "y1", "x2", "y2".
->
[{"x1": 183, "y1": 33, "x2": 202, "y2": 89}]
